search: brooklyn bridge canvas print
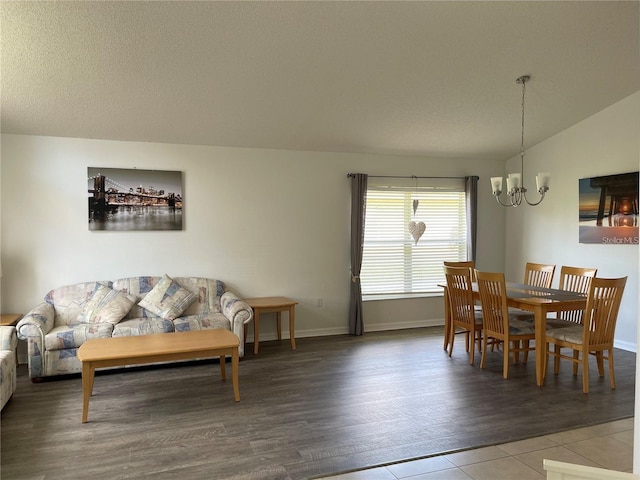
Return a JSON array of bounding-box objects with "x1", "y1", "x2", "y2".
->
[{"x1": 88, "y1": 167, "x2": 183, "y2": 231}]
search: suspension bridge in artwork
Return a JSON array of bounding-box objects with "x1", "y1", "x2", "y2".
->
[{"x1": 88, "y1": 174, "x2": 182, "y2": 220}]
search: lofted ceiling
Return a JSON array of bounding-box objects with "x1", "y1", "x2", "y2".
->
[{"x1": 1, "y1": 1, "x2": 638, "y2": 161}]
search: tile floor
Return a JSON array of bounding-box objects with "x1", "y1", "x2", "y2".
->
[{"x1": 318, "y1": 417, "x2": 635, "y2": 480}]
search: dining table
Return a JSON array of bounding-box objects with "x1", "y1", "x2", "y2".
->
[{"x1": 442, "y1": 281, "x2": 588, "y2": 386}]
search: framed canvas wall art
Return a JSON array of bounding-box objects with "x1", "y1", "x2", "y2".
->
[
  {"x1": 88, "y1": 167, "x2": 183, "y2": 231},
  {"x1": 578, "y1": 171, "x2": 638, "y2": 244}
]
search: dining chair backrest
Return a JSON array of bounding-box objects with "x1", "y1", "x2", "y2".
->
[
  {"x1": 476, "y1": 271, "x2": 509, "y2": 337},
  {"x1": 443, "y1": 266, "x2": 476, "y2": 328},
  {"x1": 558, "y1": 266, "x2": 598, "y2": 323},
  {"x1": 559, "y1": 266, "x2": 598, "y2": 293},
  {"x1": 524, "y1": 262, "x2": 555, "y2": 289},
  {"x1": 444, "y1": 261, "x2": 476, "y2": 281},
  {"x1": 583, "y1": 276, "x2": 627, "y2": 346}
]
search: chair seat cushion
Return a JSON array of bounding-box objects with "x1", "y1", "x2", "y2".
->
[
  {"x1": 473, "y1": 309, "x2": 483, "y2": 325},
  {"x1": 546, "y1": 325, "x2": 583, "y2": 344},
  {"x1": 545, "y1": 319, "x2": 577, "y2": 329},
  {"x1": 508, "y1": 309, "x2": 578, "y2": 330},
  {"x1": 508, "y1": 319, "x2": 535, "y2": 335},
  {"x1": 508, "y1": 307, "x2": 534, "y2": 322}
]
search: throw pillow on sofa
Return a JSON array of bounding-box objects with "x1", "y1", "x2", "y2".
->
[
  {"x1": 76, "y1": 285, "x2": 137, "y2": 325},
  {"x1": 138, "y1": 274, "x2": 197, "y2": 320}
]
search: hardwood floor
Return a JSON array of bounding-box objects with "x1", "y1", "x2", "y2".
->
[{"x1": 1, "y1": 327, "x2": 635, "y2": 480}]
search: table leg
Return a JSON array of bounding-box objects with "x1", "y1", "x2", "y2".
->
[
  {"x1": 231, "y1": 347, "x2": 240, "y2": 402},
  {"x1": 276, "y1": 311, "x2": 282, "y2": 340},
  {"x1": 253, "y1": 309, "x2": 260, "y2": 354},
  {"x1": 81, "y1": 362, "x2": 95, "y2": 423},
  {"x1": 219, "y1": 355, "x2": 226, "y2": 381},
  {"x1": 289, "y1": 305, "x2": 296, "y2": 350},
  {"x1": 534, "y1": 305, "x2": 547, "y2": 387},
  {"x1": 243, "y1": 324, "x2": 248, "y2": 352}
]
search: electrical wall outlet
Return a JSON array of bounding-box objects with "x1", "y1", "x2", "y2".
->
[{"x1": 316, "y1": 297, "x2": 323, "y2": 307}]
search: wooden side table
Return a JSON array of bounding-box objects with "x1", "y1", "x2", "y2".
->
[
  {"x1": 244, "y1": 297, "x2": 298, "y2": 354},
  {"x1": 0, "y1": 314, "x2": 22, "y2": 327}
]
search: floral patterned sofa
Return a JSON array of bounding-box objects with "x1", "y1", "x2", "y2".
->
[
  {"x1": 1, "y1": 326, "x2": 18, "y2": 409},
  {"x1": 16, "y1": 275, "x2": 253, "y2": 381}
]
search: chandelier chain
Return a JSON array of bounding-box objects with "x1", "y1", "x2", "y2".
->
[
  {"x1": 520, "y1": 76, "x2": 526, "y2": 159},
  {"x1": 490, "y1": 74, "x2": 549, "y2": 207}
]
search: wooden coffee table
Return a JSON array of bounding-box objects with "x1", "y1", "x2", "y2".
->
[{"x1": 77, "y1": 329, "x2": 240, "y2": 423}]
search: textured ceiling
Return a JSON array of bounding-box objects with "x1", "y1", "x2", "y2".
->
[{"x1": 1, "y1": 1, "x2": 638, "y2": 160}]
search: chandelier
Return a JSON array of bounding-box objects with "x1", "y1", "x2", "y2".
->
[{"x1": 491, "y1": 75, "x2": 550, "y2": 207}]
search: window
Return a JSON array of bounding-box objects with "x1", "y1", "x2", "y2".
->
[{"x1": 361, "y1": 177, "x2": 468, "y2": 299}]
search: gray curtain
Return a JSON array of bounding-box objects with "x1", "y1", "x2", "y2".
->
[
  {"x1": 349, "y1": 173, "x2": 367, "y2": 336},
  {"x1": 465, "y1": 176, "x2": 479, "y2": 262}
]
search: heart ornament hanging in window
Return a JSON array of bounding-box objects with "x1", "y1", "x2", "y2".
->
[{"x1": 408, "y1": 220, "x2": 426, "y2": 245}]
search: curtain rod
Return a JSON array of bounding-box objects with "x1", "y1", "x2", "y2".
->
[{"x1": 346, "y1": 174, "x2": 466, "y2": 179}]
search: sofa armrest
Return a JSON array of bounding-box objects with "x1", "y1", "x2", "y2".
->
[
  {"x1": 220, "y1": 292, "x2": 253, "y2": 327},
  {"x1": 16, "y1": 302, "x2": 55, "y2": 379},
  {"x1": 0, "y1": 326, "x2": 17, "y2": 351},
  {"x1": 220, "y1": 292, "x2": 252, "y2": 357},
  {"x1": 16, "y1": 302, "x2": 55, "y2": 341}
]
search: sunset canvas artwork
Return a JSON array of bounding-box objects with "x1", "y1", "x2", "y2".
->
[{"x1": 578, "y1": 171, "x2": 638, "y2": 244}]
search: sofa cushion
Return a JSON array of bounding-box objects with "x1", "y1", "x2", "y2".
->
[
  {"x1": 175, "y1": 277, "x2": 226, "y2": 316},
  {"x1": 138, "y1": 274, "x2": 197, "y2": 320},
  {"x1": 45, "y1": 281, "x2": 113, "y2": 326},
  {"x1": 173, "y1": 313, "x2": 231, "y2": 332},
  {"x1": 112, "y1": 276, "x2": 161, "y2": 320},
  {"x1": 112, "y1": 317, "x2": 175, "y2": 337},
  {"x1": 75, "y1": 285, "x2": 137, "y2": 325},
  {"x1": 44, "y1": 324, "x2": 114, "y2": 350}
]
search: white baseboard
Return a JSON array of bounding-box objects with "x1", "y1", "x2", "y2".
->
[
  {"x1": 253, "y1": 319, "x2": 444, "y2": 342},
  {"x1": 361, "y1": 318, "x2": 443, "y2": 333},
  {"x1": 254, "y1": 321, "x2": 637, "y2": 354},
  {"x1": 614, "y1": 339, "x2": 636, "y2": 353}
]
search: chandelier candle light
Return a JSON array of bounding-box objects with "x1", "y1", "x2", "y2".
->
[{"x1": 491, "y1": 75, "x2": 550, "y2": 207}]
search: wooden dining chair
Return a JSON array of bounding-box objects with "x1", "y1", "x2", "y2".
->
[
  {"x1": 517, "y1": 266, "x2": 599, "y2": 362},
  {"x1": 476, "y1": 271, "x2": 535, "y2": 378},
  {"x1": 519, "y1": 265, "x2": 598, "y2": 331},
  {"x1": 542, "y1": 276, "x2": 627, "y2": 393},
  {"x1": 442, "y1": 261, "x2": 476, "y2": 350},
  {"x1": 509, "y1": 262, "x2": 556, "y2": 361},
  {"x1": 444, "y1": 265, "x2": 483, "y2": 365},
  {"x1": 511, "y1": 262, "x2": 556, "y2": 321},
  {"x1": 552, "y1": 266, "x2": 598, "y2": 325},
  {"x1": 523, "y1": 262, "x2": 556, "y2": 288},
  {"x1": 520, "y1": 265, "x2": 598, "y2": 329},
  {"x1": 443, "y1": 261, "x2": 476, "y2": 280}
]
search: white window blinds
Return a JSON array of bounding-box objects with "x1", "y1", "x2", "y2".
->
[{"x1": 361, "y1": 177, "x2": 468, "y2": 298}]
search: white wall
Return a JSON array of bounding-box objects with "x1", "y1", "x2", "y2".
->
[
  {"x1": 503, "y1": 91, "x2": 639, "y2": 352},
  {"x1": 0, "y1": 136, "x2": 505, "y2": 340},
  {"x1": 1, "y1": 95, "x2": 635, "y2": 345}
]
